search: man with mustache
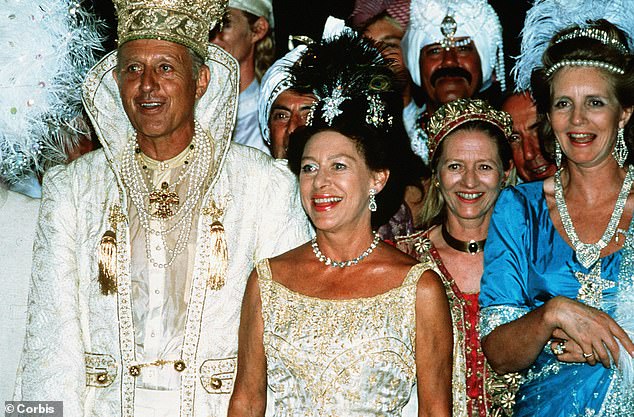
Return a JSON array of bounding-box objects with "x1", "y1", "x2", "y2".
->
[{"x1": 402, "y1": 0, "x2": 506, "y2": 163}]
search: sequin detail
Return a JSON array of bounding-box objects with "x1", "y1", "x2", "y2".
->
[
  {"x1": 257, "y1": 259, "x2": 426, "y2": 415},
  {"x1": 480, "y1": 305, "x2": 529, "y2": 338}
]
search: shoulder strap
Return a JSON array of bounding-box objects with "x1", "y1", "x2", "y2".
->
[
  {"x1": 255, "y1": 258, "x2": 272, "y2": 282},
  {"x1": 402, "y1": 261, "x2": 434, "y2": 286}
]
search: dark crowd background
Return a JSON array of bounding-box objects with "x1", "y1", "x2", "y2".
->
[{"x1": 88, "y1": 0, "x2": 531, "y2": 92}]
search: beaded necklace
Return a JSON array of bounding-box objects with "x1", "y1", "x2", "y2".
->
[
  {"x1": 120, "y1": 120, "x2": 212, "y2": 268},
  {"x1": 554, "y1": 166, "x2": 634, "y2": 269},
  {"x1": 312, "y1": 232, "x2": 380, "y2": 268}
]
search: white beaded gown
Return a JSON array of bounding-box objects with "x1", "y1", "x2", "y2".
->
[{"x1": 256, "y1": 259, "x2": 430, "y2": 416}]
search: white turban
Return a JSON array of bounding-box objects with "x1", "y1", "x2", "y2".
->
[
  {"x1": 257, "y1": 16, "x2": 350, "y2": 145},
  {"x1": 257, "y1": 45, "x2": 307, "y2": 145},
  {"x1": 228, "y1": 0, "x2": 274, "y2": 27},
  {"x1": 402, "y1": 0, "x2": 505, "y2": 92}
]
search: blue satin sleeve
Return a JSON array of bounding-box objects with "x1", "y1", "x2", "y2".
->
[
  {"x1": 480, "y1": 181, "x2": 622, "y2": 336},
  {"x1": 480, "y1": 182, "x2": 541, "y2": 336}
]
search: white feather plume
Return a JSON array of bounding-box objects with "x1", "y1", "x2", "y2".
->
[
  {"x1": 514, "y1": 0, "x2": 634, "y2": 91},
  {"x1": 0, "y1": 0, "x2": 104, "y2": 183}
]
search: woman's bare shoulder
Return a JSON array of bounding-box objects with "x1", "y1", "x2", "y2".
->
[{"x1": 267, "y1": 242, "x2": 313, "y2": 282}]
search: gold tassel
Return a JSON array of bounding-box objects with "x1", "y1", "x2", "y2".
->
[
  {"x1": 98, "y1": 230, "x2": 117, "y2": 295},
  {"x1": 207, "y1": 221, "x2": 228, "y2": 290}
]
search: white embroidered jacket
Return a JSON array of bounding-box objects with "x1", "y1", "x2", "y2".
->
[{"x1": 15, "y1": 45, "x2": 312, "y2": 417}]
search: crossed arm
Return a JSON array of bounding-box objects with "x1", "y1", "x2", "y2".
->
[{"x1": 483, "y1": 295, "x2": 634, "y2": 373}]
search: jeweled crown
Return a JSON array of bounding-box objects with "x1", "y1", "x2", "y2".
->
[
  {"x1": 113, "y1": 0, "x2": 228, "y2": 59},
  {"x1": 426, "y1": 99, "x2": 513, "y2": 161}
]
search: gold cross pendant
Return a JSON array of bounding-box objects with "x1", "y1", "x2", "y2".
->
[
  {"x1": 149, "y1": 182, "x2": 179, "y2": 218},
  {"x1": 574, "y1": 262, "x2": 616, "y2": 309}
]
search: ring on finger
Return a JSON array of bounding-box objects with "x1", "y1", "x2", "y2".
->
[
  {"x1": 583, "y1": 352, "x2": 594, "y2": 359},
  {"x1": 551, "y1": 340, "x2": 567, "y2": 356}
]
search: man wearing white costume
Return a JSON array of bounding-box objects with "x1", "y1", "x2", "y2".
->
[{"x1": 15, "y1": 0, "x2": 311, "y2": 416}]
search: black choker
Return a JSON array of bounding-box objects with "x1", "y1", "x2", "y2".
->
[{"x1": 441, "y1": 226, "x2": 486, "y2": 255}]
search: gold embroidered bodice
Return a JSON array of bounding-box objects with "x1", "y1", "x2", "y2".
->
[{"x1": 256, "y1": 259, "x2": 429, "y2": 416}]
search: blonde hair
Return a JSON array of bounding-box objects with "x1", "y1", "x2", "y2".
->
[
  {"x1": 417, "y1": 121, "x2": 516, "y2": 229},
  {"x1": 418, "y1": 176, "x2": 446, "y2": 229}
]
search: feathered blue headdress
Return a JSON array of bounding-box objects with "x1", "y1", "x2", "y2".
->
[{"x1": 514, "y1": 0, "x2": 634, "y2": 91}]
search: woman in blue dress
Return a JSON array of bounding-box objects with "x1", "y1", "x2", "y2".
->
[{"x1": 479, "y1": 18, "x2": 634, "y2": 417}]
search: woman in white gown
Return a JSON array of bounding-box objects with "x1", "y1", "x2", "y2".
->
[{"x1": 228, "y1": 32, "x2": 453, "y2": 416}]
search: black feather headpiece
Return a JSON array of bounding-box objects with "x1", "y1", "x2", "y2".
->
[{"x1": 289, "y1": 30, "x2": 402, "y2": 130}]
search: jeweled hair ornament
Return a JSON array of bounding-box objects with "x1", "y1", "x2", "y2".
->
[
  {"x1": 319, "y1": 81, "x2": 350, "y2": 126},
  {"x1": 366, "y1": 94, "x2": 394, "y2": 128},
  {"x1": 554, "y1": 27, "x2": 629, "y2": 54},
  {"x1": 513, "y1": 0, "x2": 634, "y2": 91},
  {"x1": 544, "y1": 59, "x2": 625, "y2": 77},
  {"x1": 113, "y1": 0, "x2": 228, "y2": 59},
  {"x1": 289, "y1": 26, "x2": 399, "y2": 130},
  {"x1": 425, "y1": 98, "x2": 512, "y2": 161}
]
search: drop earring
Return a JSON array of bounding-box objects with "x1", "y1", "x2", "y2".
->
[
  {"x1": 613, "y1": 127, "x2": 628, "y2": 168},
  {"x1": 369, "y1": 189, "x2": 377, "y2": 212}
]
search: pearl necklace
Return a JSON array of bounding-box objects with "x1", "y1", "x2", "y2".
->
[
  {"x1": 554, "y1": 166, "x2": 634, "y2": 268},
  {"x1": 120, "y1": 120, "x2": 212, "y2": 268},
  {"x1": 312, "y1": 232, "x2": 381, "y2": 268}
]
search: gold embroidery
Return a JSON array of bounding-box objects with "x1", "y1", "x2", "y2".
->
[
  {"x1": 108, "y1": 204, "x2": 127, "y2": 227},
  {"x1": 148, "y1": 182, "x2": 180, "y2": 218},
  {"x1": 258, "y1": 260, "x2": 424, "y2": 411}
]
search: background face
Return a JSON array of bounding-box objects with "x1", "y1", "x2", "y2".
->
[
  {"x1": 210, "y1": 7, "x2": 255, "y2": 66},
  {"x1": 420, "y1": 39, "x2": 482, "y2": 107},
  {"x1": 363, "y1": 17, "x2": 406, "y2": 74},
  {"x1": 268, "y1": 90, "x2": 315, "y2": 159},
  {"x1": 502, "y1": 93, "x2": 556, "y2": 181}
]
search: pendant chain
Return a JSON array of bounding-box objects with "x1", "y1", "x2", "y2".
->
[
  {"x1": 554, "y1": 166, "x2": 633, "y2": 268},
  {"x1": 120, "y1": 120, "x2": 212, "y2": 268}
]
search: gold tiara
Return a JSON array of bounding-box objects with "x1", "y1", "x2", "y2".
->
[
  {"x1": 426, "y1": 99, "x2": 512, "y2": 161},
  {"x1": 113, "y1": 0, "x2": 228, "y2": 59}
]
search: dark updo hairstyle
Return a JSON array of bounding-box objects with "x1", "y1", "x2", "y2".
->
[
  {"x1": 531, "y1": 19, "x2": 634, "y2": 165},
  {"x1": 287, "y1": 31, "x2": 425, "y2": 228},
  {"x1": 288, "y1": 90, "x2": 416, "y2": 228}
]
